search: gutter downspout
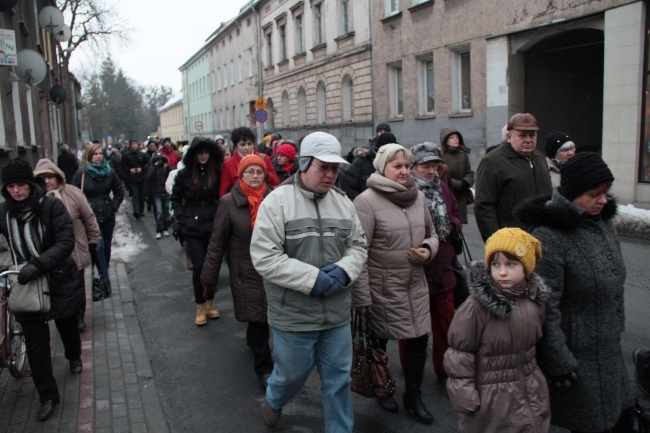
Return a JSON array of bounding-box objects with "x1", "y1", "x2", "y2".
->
[
  {"x1": 369, "y1": 0, "x2": 376, "y2": 131},
  {"x1": 255, "y1": 2, "x2": 264, "y2": 140}
]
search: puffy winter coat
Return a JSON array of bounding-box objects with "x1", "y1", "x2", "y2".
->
[
  {"x1": 474, "y1": 142, "x2": 552, "y2": 242},
  {"x1": 71, "y1": 165, "x2": 124, "y2": 224},
  {"x1": 201, "y1": 182, "x2": 270, "y2": 323},
  {"x1": 147, "y1": 157, "x2": 171, "y2": 195},
  {"x1": 351, "y1": 181, "x2": 439, "y2": 340},
  {"x1": 515, "y1": 190, "x2": 633, "y2": 432},
  {"x1": 341, "y1": 147, "x2": 375, "y2": 200},
  {"x1": 0, "y1": 182, "x2": 83, "y2": 322},
  {"x1": 444, "y1": 264, "x2": 551, "y2": 433},
  {"x1": 440, "y1": 128, "x2": 474, "y2": 224},
  {"x1": 34, "y1": 159, "x2": 101, "y2": 270},
  {"x1": 219, "y1": 150, "x2": 279, "y2": 197}
]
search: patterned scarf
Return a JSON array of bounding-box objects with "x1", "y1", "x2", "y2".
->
[
  {"x1": 238, "y1": 181, "x2": 267, "y2": 229},
  {"x1": 366, "y1": 173, "x2": 418, "y2": 208},
  {"x1": 83, "y1": 158, "x2": 111, "y2": 180},
  {"x1": 411, "y1": 173, "x2": 451, "y2": 242}
]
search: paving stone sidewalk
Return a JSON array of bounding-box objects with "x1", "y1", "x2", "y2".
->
[{"x1": 0, "y1": 254, "x2": 170, "y2": 433}]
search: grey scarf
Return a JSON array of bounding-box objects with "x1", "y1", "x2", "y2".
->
[{"x1": 411, "y1": 173, "x2": 451, "y2": 242}]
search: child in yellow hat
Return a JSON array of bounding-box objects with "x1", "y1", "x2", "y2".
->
[{"x1": 443, "y1": 227, "x2": 551, "y2": 433}]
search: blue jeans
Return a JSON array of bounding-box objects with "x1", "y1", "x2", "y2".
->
[
  {"x1": 95, "y1": 216, "x2": 116, "y2": 281},
  {"x1": 266, "y1": 324, "x2": 353, "y2": 433},
  {"x1": 153, "y1": 194, "x2": 170, "y2": 233}
]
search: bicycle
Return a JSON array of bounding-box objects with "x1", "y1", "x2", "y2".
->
[{"x1": 0, "y1": 269, "x2": 30, "y2": 378}]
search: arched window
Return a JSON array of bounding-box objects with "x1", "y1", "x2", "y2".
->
[
  {"x1": 316, "y1": 81, "x2": 326, "y2": 124},
  {"x1": 342, "y1": 75, "x2": 354, "y2": 121},
  {"x1": 266, "y1": 98, "x2": 275, "y2": 129},
  {"x1": 282, "y1": 91, "x2": 290, "y2": 126},
  {"x1": 298, "y1": 87, "x2": 307, "y2": 125}
]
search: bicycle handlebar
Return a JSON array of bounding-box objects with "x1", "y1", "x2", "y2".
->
[{"x1": 0, "y1": 270, "x2": 20, "y2": 278}]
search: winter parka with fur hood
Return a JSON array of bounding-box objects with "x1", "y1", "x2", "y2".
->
[
  {"x1": 351, "y1": 185, "x2": 439, "y2": 340},
  {"x1": 515, "y1": 190, "x2": 633, "y2": 432},
  {"x1": 440, "y1": 128, "x2": 474, "y2": 224},
  {"x1": 444, "y1": 263, "x2": 551, "y2": 433}
]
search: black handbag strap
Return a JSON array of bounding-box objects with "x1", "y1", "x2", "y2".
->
[{"x1": 460, "y1": 232, "x2": 472, "y2": 265}]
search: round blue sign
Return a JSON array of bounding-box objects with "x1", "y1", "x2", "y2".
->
[{"x1": 254, "y1": 109, "x2": 268, "y2": 123}]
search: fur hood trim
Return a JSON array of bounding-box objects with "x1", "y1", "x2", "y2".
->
[
  {"x1": 467, "y1": 261, "x2": 551, "y2": 319},
  {"x1": 514, "y1": 189, "x2": 617, "y2": 232}
]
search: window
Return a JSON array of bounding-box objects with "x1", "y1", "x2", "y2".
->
[
  {"x1": 317, "y1": 82, "x2": 326, "y2": 123},
  {"x1": 238, "y1": 56, "x2": 243, "y2": 82},
  {"x1": 298, "y1": 87, "x2": 307, "y2": 125},
  {"x1": 240, "y1": 104, "x2": 246, "y2": 126},
  {"x1": 282, "y1": 91, "x2": 290, "y2": 126},
  {"x1": 230, "y1": 61, "x2": 235, "y2": 86},
  {"x1": 211, "y1": 74, "x2": 216, "y2": 93},
  {"x1": 295, "y1": 15, "x2": 304, "y2": 53},
  {"x1": 418, "y1": 58, "x2": 434, "y2": 115},
  {"x1": 385, "y1": 0, "x2": 399, "y2": 15},
  {"x1": 226, "y1": 109, "x2": 230, "y2": 129},
  {"x1": 389, "y1": 64, "x2": 404, "y2": 117},
  {"x1": 279, "y1": 25, "x2": 287, "y2": 61},
  {"x1": 266, "y1": 33, "x2": 273, "y2": 66},
  {"x1": 342, "y1": 75, "x2": 354, "y2": 121},
  {"x1": 217, "y1": 68, "x2": 221, "y2": 91},
  {"x1": 314, "y1": 3, "x2": 324, "y2": 46},
  {"x1": 219, "y1": 109, "x2": 224, "y2": 129},
  {"x1": 340, "y1": 0, "x2": 351, "y2": 35},
  {"x1": 248, "y1": 49, "x2": 254, "y2": 77},
  {"x1": 223, "y1": 65, "x2": 228, "y2": 88},
  {"x1": 452, "y1": 48, "x2": 471, "y2": 112}
]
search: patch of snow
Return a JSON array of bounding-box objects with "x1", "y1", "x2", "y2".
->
[
  {"x1": 112, "y1": 201, "x2": 148, "y2": 262},
  {"x1": 618, "y1": 204, "x2": 650, "y2": 223},
  {"x1": 615, "y1": 204, "x2": 650, "y2": 240}
]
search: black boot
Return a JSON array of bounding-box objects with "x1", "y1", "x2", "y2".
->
[
  {"x1": 403, "y1": 352, "x2": 434, "y2": 424},
  {"x1": 103, "y1": 279, "x2": 112, "y2": 298},
  {"x1": 377, "y1": 396, "x2": 399, "y2": 412}
]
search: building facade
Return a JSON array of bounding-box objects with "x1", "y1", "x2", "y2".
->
[
  {"x1": 159, "y1": 94, "x2": 184, "y2": 143},
  {"x1": 180, "y1": 47, "x2": 212, "y2": 141},
  {"x1": 372, "y1": 0, "x2": 648, "y2": 202}
]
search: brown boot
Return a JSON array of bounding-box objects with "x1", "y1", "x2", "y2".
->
[
  {"x1": 184, "y1": 242, "x2": 193, "y2": 270},
  {"x1": 195, "y1": 302, "x2": 207, "y2": 326},
  {"x1": 205, "y1": 299, "x2": 220, "y2": 319}
]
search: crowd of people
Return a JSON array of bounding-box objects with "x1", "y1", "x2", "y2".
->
[{"x1": 0, "y1": 115, "x2": 647, "y2": 432}]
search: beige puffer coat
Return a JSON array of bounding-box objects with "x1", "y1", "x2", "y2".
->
[
  {"x1": 351, "y1": 180, "x2": 438, "y2": 340},
  {"x1": 444, "y1": 264, "x2": 551, "y2": 433}
]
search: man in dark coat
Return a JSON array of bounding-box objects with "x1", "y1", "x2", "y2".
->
[
  {"x1": 341, "y1": 131, "x2": 397, "y2": 200},
  {"x1": 474, "y1": 113, "x2": 552, "y2": 242},
  {"x1": 0, "y1": 158, "x2": 83, "y2": 422},
  {"x1": 121, "y1": 139, "x2": 151, "y2": 219},
  {"x1": 57, "y1": 144, "x2": 79, "y2": 184}
]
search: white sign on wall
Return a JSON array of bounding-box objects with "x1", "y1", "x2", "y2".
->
[{"x1": 0, "y1": 29, "x2": 18, "y2": 66}]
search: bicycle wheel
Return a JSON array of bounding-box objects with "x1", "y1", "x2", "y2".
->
[{"x1": 7, "y1": 313, "x2": 28, "y2": 378}]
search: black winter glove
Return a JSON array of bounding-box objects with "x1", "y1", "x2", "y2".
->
[
  {"x1": 171, "y1": 218, "x2": 183, "y2": 234},
  {"x1": 461, "y1": 180, "x2": 471, "y2": 192},
  {"x1": 17, "y1": 263, "x2": 43, "y2": 285}
]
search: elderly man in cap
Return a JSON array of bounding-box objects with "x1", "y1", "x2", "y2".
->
[
  {"x1": 250, "y1": 132, "x2": 368, "y2": 432},
  {"x1": 474, "y1": 113, "x2": 552, "y2": 242}
]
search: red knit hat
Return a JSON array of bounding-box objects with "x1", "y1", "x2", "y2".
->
[
  {"x1": 276, "y1": 143, "x2": 296, "y2": 160},
  {"x1": 238, "y1": 154, "x2": 267, "y2": 178}
]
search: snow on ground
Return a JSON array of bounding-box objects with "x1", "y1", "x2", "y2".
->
[
  {"x1": 112, "y1": 201, "x2": 147, "y2": 262},
  {"x1": 615, "y1": 204, "x2": 650, "y2": 240}
]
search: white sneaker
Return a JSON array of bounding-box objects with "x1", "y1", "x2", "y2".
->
[
  {"x1": 156, "y1": 233, "x2": 162, "y2": 239},
  {"x1": 163, "y1": 230, "x2": 170, "y2": 237}
]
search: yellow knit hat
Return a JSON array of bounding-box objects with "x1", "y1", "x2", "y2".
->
[{"x1": 484, "y1": 228, "x2": 542, "y2": 277}]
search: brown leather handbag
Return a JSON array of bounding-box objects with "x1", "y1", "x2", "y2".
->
[{"x1": 350, "y1": 311, "x2": 397, "y2": 398}]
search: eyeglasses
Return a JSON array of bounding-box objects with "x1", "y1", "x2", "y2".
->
[
  {"x1": 242, "y1": 169, "x2": 265, "y2": 177},
  {"x1": 557, "y1": 146, "x2": 576, "y2": 153},
  {"x1": 311, "y1": 161, "x2": 341, "y2": 174}
]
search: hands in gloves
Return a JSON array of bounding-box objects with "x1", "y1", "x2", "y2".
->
[
  {"x1": 321, "y1": 264, "x2": 349, "y2": 288},
  {"x1": 17, "y1": 262, "x2": 43, "y2": 285},
  {"x1": 171, "y1": 218, "x2": 183, "y2": 233},
  {"x1": 311, "y1": 270, "x2": 346, "y2": 297},
  {"x1": 461, "y1": 180, "x2": 471, "y2": 192},
  {"x1": 549, "y1": 371, "x2": 578, "y2": 388},
  {"x1": 407, "y1": 247, "x2": 430, "y2": 265}
]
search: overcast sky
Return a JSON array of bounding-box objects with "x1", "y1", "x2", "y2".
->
[{"x1": 69, "y1": 0, "x2": 248, "y2": 92}]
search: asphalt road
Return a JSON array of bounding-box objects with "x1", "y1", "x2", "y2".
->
[{"x1": 125, "y1": 205, "x2": 649, "y2": 433}]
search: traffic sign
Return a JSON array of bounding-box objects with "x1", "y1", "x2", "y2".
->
[
  {"x1": 254, "y1": 109, "x2": 268, "y2": 124},
  {"x1": 254, "y1": 96, "x2": 267, "y2": 110},
  {"x1": 194, "y1": 120, "x2": 203, "y2": 131}
]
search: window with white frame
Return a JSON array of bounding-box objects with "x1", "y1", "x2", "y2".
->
[
  {"x1": 342, "y1": 75, "x2": 354, "y2": 121},
  {"x1": 340, "y1": 0, "x2": 351, "y2": 35},
  {"x1": 238, "y1": 56, "x2": 243, "y2": 82},
  {"x1": 451, "y1": 48, "x2": 471, "y2": 112},
  {"x1": 230, "y1": 61, "x2": 235, "y2": 86},
  {"x1": 217, "y1": 68, "x2": 221, "y2": 91},
  {"x1": 418, "y1": 57, "x2": 434, "y2": 115},
  {"x1": 385, "y1": 0, "x2": 399, "y2": 16},
  {"x1": 282, "y1": 91, "x2": 290, "y2": 126},
  {"x1": 317, "y1": 82, "x2": 326, "y2": 123},
  {"x1": 211, "y1": 74, "x2": 216, "y2": 94},
  {"x1": 298, "y1": 87, "x2": 307, "y2": 125},
  {"x1": 279, "y1": 25, "x2": 287, "y2": 61},
  {"x1": 388, "y1": 64, "x2": 404, "y2": 117},
  {"x1": 266, "y1": 33, "x2": 273, "y2": 66},
  {"x1": 314, "y1": 3, "x2": 324, "y2": 46},
  {"x1": 223, "y1": 65, "x2": 228, "y2": 88},
  {"x1": 295, "y1": 14, "x2": 304, "y2": 53}
]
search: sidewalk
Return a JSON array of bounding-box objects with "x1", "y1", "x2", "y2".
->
[{"x1": 0, "y1": 254, "x2": 170, "y2": 433}]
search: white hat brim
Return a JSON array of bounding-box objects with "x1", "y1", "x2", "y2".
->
[{"x1": 314, "y1": 155, "x2": 350, "y2": 166}]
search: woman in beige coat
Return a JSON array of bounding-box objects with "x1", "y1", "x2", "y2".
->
[{"x1": 352, "y1": 143, "x2": 439, "y2": 424}]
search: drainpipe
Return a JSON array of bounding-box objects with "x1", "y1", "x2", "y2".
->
[
  {"x1": 254, "y1": 2, "x2": 264, "y2": 140},
  {"x1": 369, "y1": 0, "x2": 376, "y2": 132}
]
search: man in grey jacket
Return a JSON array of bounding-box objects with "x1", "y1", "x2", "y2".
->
[{"x1": 251, "y1": 132, "x2": 367, "y2": 433}]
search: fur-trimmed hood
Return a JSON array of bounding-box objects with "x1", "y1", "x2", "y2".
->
[
  {"x1": 467, "y1": 261, "x2": 550, "y2": 319},
  {"x1": 515, "y1": 188, "x2": 617, "y2": 232},
  {"x1": 183, "y1": 137, "x2": 224, "y2": 167}
]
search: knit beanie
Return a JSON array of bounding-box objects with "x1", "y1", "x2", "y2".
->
[
  {"x1": 373, "y1": 143, "x2": 411, "y2": 174},
  {"x1": 276, "y1": 143, "x2": 296, "y2": 161},
  {"x1": 2, "y1": 157, "x2": 36, "y2": 188},
  {"x1": 545, "y1": 131, "x2": 573, "y2": 158},
  {"x1": 373, "y1": 132, "x2": 397, "y2": 152},
  {"x1": 558, "y1": 152, "x2": 614, "y2": 200},
  {"x1": 376, "y1": 122, "x2": 391, "y2": 133},
  {"x1": 238, "y1": 154, "x2": 267, "y2": 178},
  {"x1": 485, "y1": 227, "x2": 542, "y2": 278},
  {"x1": 262, "y1": 135, "x2": 272, "y2": 145}
]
